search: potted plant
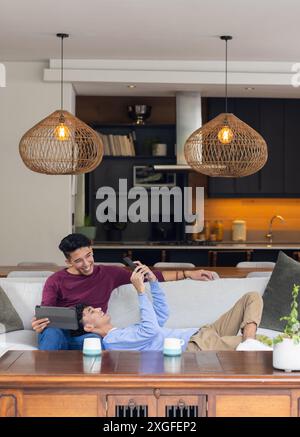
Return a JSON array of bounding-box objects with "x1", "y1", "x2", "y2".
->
[
  {"x1": 75, "y1": 215, "x2": 97, "y2": 241},
  {"x1": 273, "y1": 284, "x2": 300, "y2": 371}
]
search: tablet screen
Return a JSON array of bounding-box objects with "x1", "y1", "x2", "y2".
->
[{"x1": 35, "y1": 305, "x2": 79, "y2": 330}]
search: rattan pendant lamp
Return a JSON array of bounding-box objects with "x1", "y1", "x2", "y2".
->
[
  {"x1": 184, "y1": 36, "x2": 268, "y2": 177},
  {"x1": 19, "y1": 33, "x2": 103, "y2": 175}
]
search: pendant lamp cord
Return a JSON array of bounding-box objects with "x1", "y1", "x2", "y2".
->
[
  {"x1": 60, "y1": 35, "x2": 64, "y2": 111},
  {"x1": 56, "y1": 33, "x2": 69, "y2": 113},
  {"x1": 225, "y1": 38, "x2": 228, "y2": 113},
  {"x1": 220, "y1": 35, "x2": 232, "y2": 114}
]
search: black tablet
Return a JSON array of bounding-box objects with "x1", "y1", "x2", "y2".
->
[{"x1": 35, "y1": 305, "x2": 79, "y2": 330}]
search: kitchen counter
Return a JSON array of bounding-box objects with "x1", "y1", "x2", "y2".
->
[{"x1": 93, "y1": 242, "x2": 300, "y2": 250}]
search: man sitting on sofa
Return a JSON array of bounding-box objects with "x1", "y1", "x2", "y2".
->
[
  {"x1": 76, "y1": 262, "x2": 264, "y2": 351},
  {"x1": 32, "y1": 233, "x2": 216, "y2": 350}
]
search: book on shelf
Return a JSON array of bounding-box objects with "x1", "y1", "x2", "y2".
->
[{"x1": 97, "y1": 132, "x2": 136, "y2": 156}]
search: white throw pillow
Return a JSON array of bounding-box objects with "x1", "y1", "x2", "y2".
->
[{"x1": 0, "y1": 279, "x2": 45, "y2": 329}]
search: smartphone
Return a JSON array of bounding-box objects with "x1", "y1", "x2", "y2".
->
[{"x1": 122, "y1": 257, "x2": 137, "y2": 271}]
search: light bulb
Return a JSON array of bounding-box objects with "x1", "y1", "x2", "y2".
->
[
  {"x1": 217, "y1": 125, "x2": 234, "y2": 144},
  {"x1": 54, "y1": 122, "x2": 70, "y2": 141}
]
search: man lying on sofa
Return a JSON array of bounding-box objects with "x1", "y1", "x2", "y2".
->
[
  {"x1": 32, "y1": 233, "x2": 216, "y2": 350},
  {"x1": 76, "y1": 263, "x2": 265, "y2": 352}
]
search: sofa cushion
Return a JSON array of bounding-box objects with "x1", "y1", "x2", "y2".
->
[
  {"x1": 0, "y1": 279, "x2": 45, "y2": 329},
  {"x1": 0, "y1": 330, "x2": 38, "y2": 351},
  {"x1": 260, "y1": 251, "x2": 300, "y2": 331},
  {"x1": 0, "y1": 285, "x2": 24, "y2": 333},
  {"x1": 108, "y1": 277, "x2": 269, "y2": 329}
]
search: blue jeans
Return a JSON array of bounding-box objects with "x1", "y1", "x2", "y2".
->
[{"x1": 38, "y1": 327, "x2": 101, "y2": 351}]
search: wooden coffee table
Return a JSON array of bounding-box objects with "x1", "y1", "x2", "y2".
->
[{"x1": 0, "y1": 350, "x2": 300, "y2": 417}]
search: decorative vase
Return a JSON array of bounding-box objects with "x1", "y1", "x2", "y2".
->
[{"x1": 273, "y1": 338, "x2": 300, "y2": 371}]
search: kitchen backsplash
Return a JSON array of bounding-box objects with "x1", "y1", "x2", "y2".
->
[{"x1": 203, "y1": 198, "x2": 300, "y2": 242}]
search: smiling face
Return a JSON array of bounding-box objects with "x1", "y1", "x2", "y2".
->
[
  {"x1": 81, "y1": 306, "x2": 111, "y2": 330},
  {"x1": 67, "y1": 246, "x2": 94, "y2": 276}
]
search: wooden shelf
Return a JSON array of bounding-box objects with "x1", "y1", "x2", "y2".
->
[
  {"x1": 103, "y1": 155, "x2": 176, "y2": 160},
  {"x1": 92, "y1": 123, "x2": 175, "y2": 128}
]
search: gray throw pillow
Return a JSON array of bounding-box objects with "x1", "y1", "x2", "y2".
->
[
  {"x1": 0, "y1": 285, "x2": 24, "y2": 333},
  {"x1": 260, "y1": 251, "x2": 300, "y2": 331}
]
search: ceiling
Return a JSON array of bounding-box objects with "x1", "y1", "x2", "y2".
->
[{"x1": 2, "y1": 0, "x2": 300, "y2": 96}]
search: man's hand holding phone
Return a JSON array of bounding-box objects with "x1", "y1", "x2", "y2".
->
[{"x1": 130, "y1": 262, "x2": 158, "y2": 294}]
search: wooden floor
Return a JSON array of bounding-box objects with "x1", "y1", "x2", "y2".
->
[{"x1": 0, "y1": 350, "x2": 299, "y2": 417}]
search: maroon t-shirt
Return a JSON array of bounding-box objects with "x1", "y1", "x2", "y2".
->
[{"x1": 41, "y1": 265, "x2": 164, "y2": 312}]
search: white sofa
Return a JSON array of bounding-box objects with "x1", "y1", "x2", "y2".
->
[{"x1": 0, "y1": 275, "x2": 278, "y2": 356}]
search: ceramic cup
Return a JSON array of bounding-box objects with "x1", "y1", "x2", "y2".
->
[
  {"x1": 83, "y1": 337, "x2": 102, "y2": 356},
  {"x1": 163, "y1": 337, "x2": 184, "y2": 356}
]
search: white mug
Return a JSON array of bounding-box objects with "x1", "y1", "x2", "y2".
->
[
  {"x1": 83, "y1": 337, "x2": 102, "y2": 356},
  {"x1": 163, "y1": 337, "x2": 185, "y2": 356}
]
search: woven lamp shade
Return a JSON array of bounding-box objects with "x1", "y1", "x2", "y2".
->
[
  {"x1": 19, "y1": 110, "x2": 103, "y2": 175},
  {"x1": 184, "y1": 113, "x2": 268, "y2": 177}
]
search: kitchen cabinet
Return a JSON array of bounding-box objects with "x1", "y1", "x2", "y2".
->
[
  {"x1": 93, "y1": 246, "x2": 299, "y2": 267},
  {"x1": 207, "y1": 98, "x2": 299, "y2": 197},
  {"x1": 234, "y1": 99, "x2": 261, "y2": 195},
  {"x1": 284, "y1": 100, "x2": 300, "y2": 193}
]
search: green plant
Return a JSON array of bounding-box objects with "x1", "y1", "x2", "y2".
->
[
  {"x1": 84, "y1": 215, "x2": 93, "y2": 227},
  {"x1": 256, "y1": 284, "x2": 300, "y2": 347},
  {"x1": 273, "y1": 284, "x2": 300, "y2": 345}
]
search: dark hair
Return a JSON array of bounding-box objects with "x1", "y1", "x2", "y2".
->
[
  {"x1": 70, "y1": 303, "x2": 89, "y2": 337},
  {"x1": 58, "y1": 233, "x2": 91, "y2": 259}
]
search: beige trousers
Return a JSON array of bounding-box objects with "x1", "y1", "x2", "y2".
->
[{"x1": 186, "y1": 291, "x2": 263, "y2": 351}]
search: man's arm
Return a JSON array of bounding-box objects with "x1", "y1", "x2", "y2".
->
[
  {"x1": 99, "y1": 289, "x2": 161, "y2": 351},
  {"x1": 149, "y1": 280, "x2": 169, "y2": 327},
  {"x1": 132, "y1": 262, "x2": 169, "y2": 327},
  {"x1": 161, "y1": 269, "x2": 215, "y2": 281},
  {"x1": 32, "y1": 275, "x2": 58, "y2": 333},
  {"x1": 41, "y1": 276, "x2": 59, "y2": 306}
]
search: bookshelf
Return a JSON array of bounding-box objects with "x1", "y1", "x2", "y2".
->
[
  {"x1": 93, "y1": 123, "x2": 176, "y2": 158},
  {"x1": 76, "y1": 96, "x2": 178, "y2": 242}
]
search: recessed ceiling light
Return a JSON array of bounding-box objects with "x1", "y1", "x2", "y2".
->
[
  {"x1": 127, "y1": 84, "x2": 136, "y2": 89},
  {"x1": 245, "y1": 87, "x2": 255, "y2": 91}
]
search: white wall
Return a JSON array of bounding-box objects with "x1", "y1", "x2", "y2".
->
[{"x1": 0, "y1": 62, "x2": 73, "y2": 264}]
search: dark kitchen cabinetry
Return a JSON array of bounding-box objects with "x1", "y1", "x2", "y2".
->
[
  {"x1": 93, "y1": 247, "x2": 299, "y2": 267},
  {"x1": 207, "y1": 98, "x2": 299, "y2": 197},
  {"x1": 284, "y1": 100, "x2": 300, "y2": 194}
]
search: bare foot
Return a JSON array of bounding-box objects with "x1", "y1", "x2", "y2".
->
[{"x1": 242, "y1": 322, "x2": 257, "y2": 341}]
